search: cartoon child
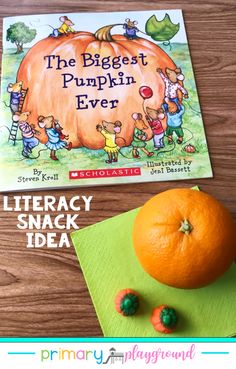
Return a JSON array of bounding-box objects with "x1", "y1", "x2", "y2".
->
[
  {"x1": 13, "y1": 111, "x2": 40, "y2": 158},
  {"x1": 123, "y1": 18, "x2": 139, "y2": 39},
  {"x1": 164, "y1": 103, "x2": 185, "y2": 144},
  {"x1": 131, "y1": 113, "x2": 154, "y2": 158},
  {"x1": 38, "y1": 115, "x2": 72, "y2": 161},
  {"x1": 146, "y1": 107, "x2": 165, "y2": 150},
  {"x1": 96, "y1": 120, "x2": 122, "y2": 164},
  {"x1": 157, "y1": 67, "x2": 188, "y2": 111},
  {"x1": 7, "y1": 81, "x2": 24, "y2": 113},
  {"x1": 50, "y1": 16, "x2": 75, "y2": 37}
]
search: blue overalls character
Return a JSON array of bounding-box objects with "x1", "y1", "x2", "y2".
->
[{"x1": 123, "y1": 19, "x2": 139, "y2": 40}]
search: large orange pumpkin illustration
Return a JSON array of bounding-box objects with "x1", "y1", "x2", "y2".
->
[{"x1": 17, "y1": 25, "x2": 176, "y2": 148}]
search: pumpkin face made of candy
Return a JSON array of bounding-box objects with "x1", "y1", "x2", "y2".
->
[{"x1": 17, "y1": 25, "x2": 176, "y2": 148}]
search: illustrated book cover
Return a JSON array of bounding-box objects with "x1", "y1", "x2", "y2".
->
[{"x1": 0, "y1": 9, "x2": 212, "y2": 191}]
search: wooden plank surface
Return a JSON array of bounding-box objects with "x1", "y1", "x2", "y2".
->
[{"x1": 0, "y1": 0, "x2": 235, "y2": 337}]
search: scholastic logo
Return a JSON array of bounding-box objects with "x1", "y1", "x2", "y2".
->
[{"x1": 69, "y1": 167, "x2": 141, "y2": 179}]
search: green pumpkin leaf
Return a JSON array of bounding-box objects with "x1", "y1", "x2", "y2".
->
[
  {"x1": 145, "y1": 13, "x2": 180, "y2": 42},
  {"x1": 191, "y1": 186, "x2": 200, "y2": 191}
]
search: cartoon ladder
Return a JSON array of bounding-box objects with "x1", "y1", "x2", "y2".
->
[{"x1": 8, "y1": 88, "x2": 28, "y2": 145}]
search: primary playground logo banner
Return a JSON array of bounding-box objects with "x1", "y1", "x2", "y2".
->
[
  {"x1": 0, "y1": 339, "x2": 234, "y2": 368},
  {"x1": 40, "y1": 344, "x2": 195, "y2": 364}
]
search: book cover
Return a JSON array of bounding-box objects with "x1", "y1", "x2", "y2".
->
[{"x1": 0, "y1": 9, "x2": 212, "y2": 191}]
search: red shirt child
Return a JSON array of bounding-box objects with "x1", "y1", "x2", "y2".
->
[
  {"x1": 146, "y1": 108, "x2": 165, "y2": 150},
  {"x1": 148, "y1": 118, "x2": 164, "y2": 135}
]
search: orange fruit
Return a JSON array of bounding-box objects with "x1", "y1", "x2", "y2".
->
[{"x1": 133, "y1": 188, "x2": 236, "y2": 289}]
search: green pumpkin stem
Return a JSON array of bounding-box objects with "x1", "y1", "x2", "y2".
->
[{"x1": 179, "y1": 219, "x2": 193, "y2": 235}]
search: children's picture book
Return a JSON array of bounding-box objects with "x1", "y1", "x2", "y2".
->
[{"x1": 0, "y1": 10, "x2": 212, "y2": 191}]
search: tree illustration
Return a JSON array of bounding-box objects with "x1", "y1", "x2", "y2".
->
[{"x1": 6, "y1": 22, "x2": 36, "y2": 54}]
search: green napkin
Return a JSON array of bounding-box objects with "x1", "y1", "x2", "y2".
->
[{"x1": 71, "y1": 208, "x2": 236, "y2": 337}]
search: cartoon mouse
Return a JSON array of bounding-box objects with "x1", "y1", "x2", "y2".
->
[
  {"x1": 96, "y1": 120, "x2": 122, "y2": 164},
  {"x1": 49, "y1": 16, "x2": 75, "y2": 38},
  {"x1": 146, "y1": 107, "x2": 165, "y2": 150},
  {"x1": 38, "y1": 115, "x2": 72, "y2": 161},
  {"x1": 163, "y1": 102, "x2": 185, "y2": 145},
  {"x1": 157, "y1": 67, "x2": 188, "y2": 111},
  {"x1": 13, "y1": 111, "x2": 40, "y2": 158},
  {"x1": 7, "y1": 81, "x2": 24, "y2": 113},
  {"x1": 123, "y1": 18, "x2": 139, "y2": 39},
  {"x1": 131, "y1": 113, "x2": 154, "y2": 158}
]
